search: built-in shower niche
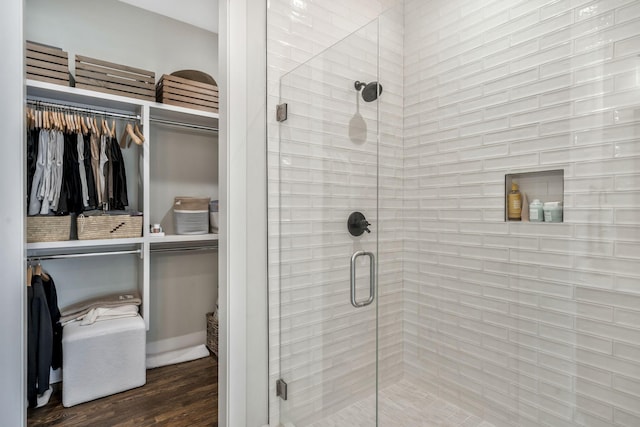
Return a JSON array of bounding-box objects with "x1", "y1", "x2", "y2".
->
[{"x1": 505, "y1": 169, "x2": 564, "y2": 223}]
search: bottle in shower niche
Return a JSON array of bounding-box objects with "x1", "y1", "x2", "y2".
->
[
  {"x1": 508, "y1": 182, "x2": 522, "y2": 221},
  {"x1": 529, "y1": 199, "x2": 544, "y2": 222}
]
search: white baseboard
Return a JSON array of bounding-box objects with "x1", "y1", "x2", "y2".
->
[
  {"x1": 146, "y1": 344, "x2": 210, "y2": 369},
  {"x1": 146, "y1": 330, "x2": 206, "y2": 355}
]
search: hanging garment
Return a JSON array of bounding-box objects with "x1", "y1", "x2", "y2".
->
[
  {"x1": 83, "y1": 133, "x2": 98, "y2": 209},
  {"x1": 28, "y1": 130, "x2": 49, "y2": 216},
  {"x1": 48, "y1": 131, "x2": 65, "y2": 213},
  {"x1": 57, "y1": 132, "x2": 84, "y2": 214},
  {"x1": 90, "y1": 131, "x2": 102, "y2": 206},
  {"x1": 77, "y1": 133, "x2": 89, "y2": 208},
  {"x1": 99, "y1": 134, "x2": 108, "y2": 207},
  {"x1": 108, "y1": 135, "x2": 128, "y2": 210},
  {"x1": 105, "y1": 135, "x2": 114, "y2": 204},
  {"x1": 27, "y1": 275, "x2": 53, "y2": 408},
  {"x1": 26, "y1": 128, "x2": 40, "y2": 207},
  {"x1": 41, "y1": 274, "x2": 62, "y2": 370},
  {"x1": 38, "y1": 130, "x2": 55, "y2": 214}
]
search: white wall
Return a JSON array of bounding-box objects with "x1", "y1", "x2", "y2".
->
[
  {"x1": 0, "y1": 0, "x2": 25, "y2": 425},
  {"x1": 218, "y1": 0, "x2": 269, "y2": 425},
  {"x1": 25, "y1": 0, "x2": 218, "y2": 81},
  {"x1": 404, "y1": 0, "x2": 640, "y2": 426}
]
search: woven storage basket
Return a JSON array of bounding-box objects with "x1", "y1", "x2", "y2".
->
[
  {"x1": 27, "y1": 216, "x2": 71, "y2": 243},
  {"x1": 77, "y1": 214, "x2": 142, "y2": 240},
  {"x1": 206, "y1": 311, "x2": 218, "y2": 357}
]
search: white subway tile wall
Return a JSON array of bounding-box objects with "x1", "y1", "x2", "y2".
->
[
  {"x1": 404, "y1": 0, "x2": 640, "y2": 426},
  {"x1": 268, "y1": 0, "x2": 640, "y2": 425}
]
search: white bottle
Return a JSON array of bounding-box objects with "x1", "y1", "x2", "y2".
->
[{"x1": 529, "y1": 199, "x2": 543, "y2": 222}]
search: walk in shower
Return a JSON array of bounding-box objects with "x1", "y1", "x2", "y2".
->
[{"x1": 270, "y1": 0, "x2": 640, "y2": 425}]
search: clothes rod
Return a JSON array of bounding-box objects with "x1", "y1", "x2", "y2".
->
[
  {"x1": 27, "y1": 249, "x2": 142, "y2": 261},
  {"x1": 150, "y1": 245, "x2": 218, "y2": 254},
  {"x1": 149, "y1": 117, "x2": 218, "y2": 133},
  {"x1": 26, "y1": 99, "x2": 141, "y2": 122}
]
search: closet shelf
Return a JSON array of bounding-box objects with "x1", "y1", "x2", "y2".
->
[
  {"x1": 149, "y1": 104, "x2": 218, "y2": 130},
  {"x1": 27, "y1": 79, "x2": 141, "y2": 116},
  {"x1": 27, "y1": 237, "x2": 144, "y2": 251},
  {"x1": 26, "y1": 79, "x2": 219, "y2": 129},
  {"x1": 147, "y1": 234, "x2": 219, "y2": 244}
]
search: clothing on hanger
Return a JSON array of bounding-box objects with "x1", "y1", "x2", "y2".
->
[
  {"x1": 108, "y1": 134, "x2": 128, "y2": 210},
  {"x1": 26, "y1": 128, "x2": 39, "y2": 207},
  {"x1": 77, "y1": 133, "x2": 89, "y2": 209},
  {"x1": 83, "y1": 132, "x2": 98, "y2": 209},
  {"x1": 28, "y1": 130, "x2": 49, "y2": 216},
  {"x1": 26, "y1": 107, "x2": 133, "y2": 215},
  {"x1": 26, "y1": 269, "x2": 62, "y2": 408},
  {"x1": 27, "y1": 275, "x2": 53, "y2": 408}
]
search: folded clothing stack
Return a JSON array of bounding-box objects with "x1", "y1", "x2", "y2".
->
[{"x1": 61, "y1": 291, "x2": 141, "y2": 326}]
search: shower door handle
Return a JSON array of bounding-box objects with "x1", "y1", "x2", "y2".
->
[{"x1": 350, "y1": 250, "x2": 375, "y2": 308}]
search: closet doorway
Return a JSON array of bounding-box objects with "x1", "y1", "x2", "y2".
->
[{"x1": 24, "y1": 1, "x2": 219, "y2": 425}]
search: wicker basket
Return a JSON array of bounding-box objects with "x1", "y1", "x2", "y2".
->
[
  {"x1": 27, "y1": 215, "x2": 71, "y2": 243},
  {"x1": 206, "y1": 310, "x2": 218, "y2": 357},
  {"x1": 77, "y1": 214, "x2": 143, "y2": 240}
]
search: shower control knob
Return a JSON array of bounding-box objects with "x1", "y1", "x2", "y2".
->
[{"x1": 348, "y1": 211, "x2": 372, "y2": 236}]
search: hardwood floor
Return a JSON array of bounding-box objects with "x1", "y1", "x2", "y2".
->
[{"x1": 28, "y1": 356, "x2": 218, "y2": 427}]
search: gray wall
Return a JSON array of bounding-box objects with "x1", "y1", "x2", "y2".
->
[{"x1": 25, "y1": 0, "x2": 218, "y2": 81}]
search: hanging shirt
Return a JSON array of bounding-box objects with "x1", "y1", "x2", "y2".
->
[
  {"x1": 49, "y1": 131, "x2": 65, "y2": 212},
  {"x1": 99, "y1": 134, "x2": 108, "y2": 207},
  {"x1": 83, "y1": 133, "x2": 98, "y2": 209},
  {"x1": 28, "y1": 130, "x2": 48, "y2": 216},
  {"x1": 77, "y1": 133, "x2": 89, "y2": 208},
  {"x1": 90, "y1": 131, "x2": 102, "y2": 206},
  {"x1": 26, "y1": 128, "x2": 39, "y2": 207},
  {"x1": 108, "y1": 135, "x2": 128, "y2": 210},
  {"x1": 57, "y1": 132, "x2": 84, "y2": 214},
  {"x1": 38, "y1": 130, "x2": 55, "y2": 214}
]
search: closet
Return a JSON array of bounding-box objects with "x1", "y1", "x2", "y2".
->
[{"x1": 24, "y1": 0, "x2": 219, "y2": 417}]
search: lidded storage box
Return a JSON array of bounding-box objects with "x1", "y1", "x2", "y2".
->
[{"x1": 174, "y1": 197, "x2": 210, "y2": 235}]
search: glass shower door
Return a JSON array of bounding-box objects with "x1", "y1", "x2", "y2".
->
[{"x1": 277, "y1": 19, "x2": 380, "y2": 427}]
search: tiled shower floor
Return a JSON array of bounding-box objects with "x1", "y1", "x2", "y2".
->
[{"x1": 305, "y1": 379, "x2": 495, "y2": 427}]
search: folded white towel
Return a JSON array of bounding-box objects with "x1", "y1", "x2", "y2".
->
[{"x1": 80, "y1": 305, "x2": 139, "y2": 326}]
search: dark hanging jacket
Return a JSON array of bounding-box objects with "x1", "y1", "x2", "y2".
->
[
  {"x1": 26, "y1": 128, "x2": 40, "y2": 207},
  {"x1": 58, "y1": 132, "x2": 85, "y2": 215},
  {"x1": 42, "y1": 275, "x2": 62, "y2": 370},
  {"x1": 27, "y1": 275, "x2": 53, "y2": 408},
  {"x1": 108, "y1": 136, "x2": 128, "y2": 210}
]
